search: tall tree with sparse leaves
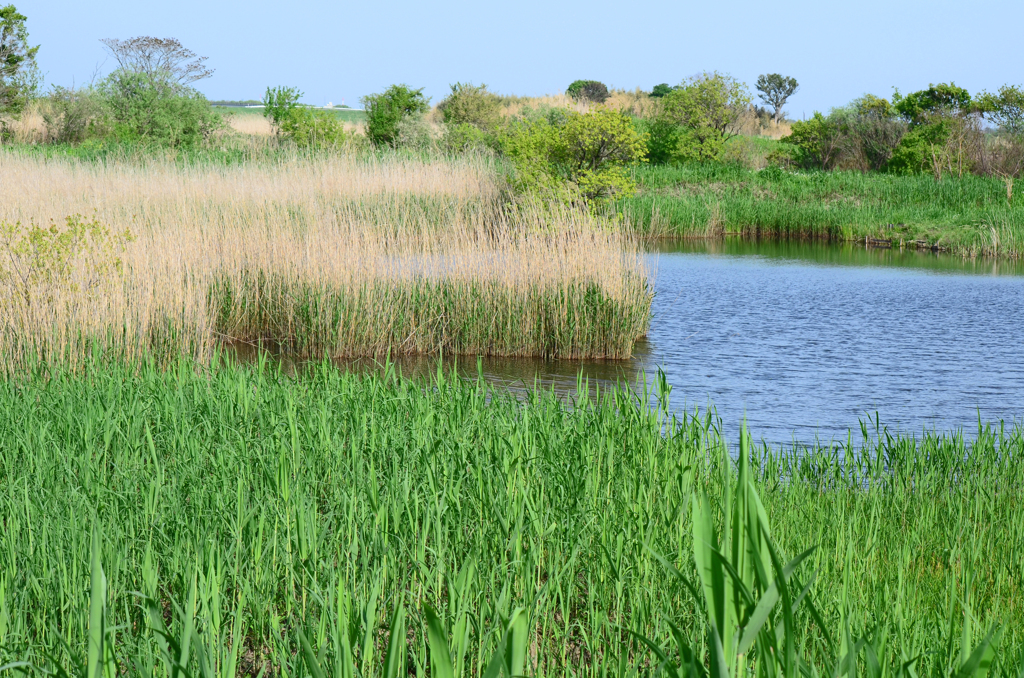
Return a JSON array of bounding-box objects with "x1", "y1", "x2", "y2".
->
[{"x1": 756, "y1": 73, "x2": 799, "y2": 123}]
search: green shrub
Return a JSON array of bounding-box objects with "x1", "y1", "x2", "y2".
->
[
  {"x1": 283, "y1": 108, "x2": 345, "y2": 149},
  {"x1": 261, "y1": 87, "x2": 344, "y2": 149},
  {"x1": 497, "y1": 117, "x2": 566, "y2": 198},
  {"x1": 441, "y1": 122, "x2": 492, "y2": 154},
  {"x1": 566, "y1": 80, "x2": 609, "y2": 104},
  {"x1": 98, "y1": 71, "x2": 222, "y2": 147},
  {"x1": 361, "y1": 84, "x2": 430, "y2": 148},
  {"x1": 437, "y1": 82, "x2": 501, "y2": 130},
  {"x1": 262, "y1": 85, "x2": 301, "y2": 130},
  {"x1": 499, "y1": 107, "x2": 646, "y2": 202},
  {"x1": 782, "y1": 112, "x2": 846, "y2": 170},
  {"x1": 40, "y1": 86, "x2": 108, "y2": 144},
  {"x1": 636, "y1": 117, "x2": 682, "y2": 165},
  {"x1": 887, "y1": 118, "x2": 957, "y2": 175},
  {"x1": 658, "y1": 71, "x2": 751, "y2": 162}
]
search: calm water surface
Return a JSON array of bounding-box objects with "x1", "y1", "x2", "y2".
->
[{"x1": 328, "y1": 240, "x2": 1024, "y2": 445}]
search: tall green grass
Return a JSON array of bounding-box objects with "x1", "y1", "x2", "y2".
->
[
  {"x1": 619, "y1": 164, "x2": 1024, "y2": 257},
  {"x1": 0, "y1": 358, "x2": 1021, "y2": 676}
]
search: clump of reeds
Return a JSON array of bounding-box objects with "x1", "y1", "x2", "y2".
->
[
  {"x1": 0, "y1": 359, "x2": 1020, "y2": 677},
  {"x1": 0, "y1": 151, "x2": 652, "y2": 368}
]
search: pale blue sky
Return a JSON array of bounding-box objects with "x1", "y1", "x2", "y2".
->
[{"x1": 22, "y1": 0, "x2": 1024, "y2": 115}]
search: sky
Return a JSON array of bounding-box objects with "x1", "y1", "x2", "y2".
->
[{"x1": 19, "y1": 0, "x2": 1024, "y2": 116}]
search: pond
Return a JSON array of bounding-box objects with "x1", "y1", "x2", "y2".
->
[{"x1": 239, "y1": 239, "x2": 1024, "y2": 446}]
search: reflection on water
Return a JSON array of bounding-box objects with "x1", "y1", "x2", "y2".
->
[
  {"x1": 229, "y1": 238, "x2": 1024, "y2": 445},
  {"x1": 650, "y1": 237, "x2": 1024, "y2": 277}
]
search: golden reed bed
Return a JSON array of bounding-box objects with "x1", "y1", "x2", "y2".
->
[{"x1": 0, "y1": 151, "x2": 651, "y2": 368}]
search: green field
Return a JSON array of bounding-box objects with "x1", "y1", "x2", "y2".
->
[
  {"x1": 1, "y1": 357, "x2": 1021, "y2": 676},
  {"x1": 617, "y1": 162, "x2": 1024, "y2": 257},
  {"x1": 214, "y1": 105, "x2": 368, "y2": 123}
]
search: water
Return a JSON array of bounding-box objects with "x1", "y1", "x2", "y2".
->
[
  {"x1": 238, "y1": 239, "x2": 1024, "y2": 446},
  {"x1": 637, "y1": 240, "x2": 1024, "y2": 444}
]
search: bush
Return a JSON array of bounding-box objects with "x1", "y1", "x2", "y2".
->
[
  {"x1": 361, "y1": 84, "x2": 430, "y2": 148},
  {"x1": 262, "y1": 86, "x2": 301, "y2": 130},
  {"x1": 888, "y1": 84, "x2": 984, "y2": 177},
  {"x1": 499, "y1": 107, "x2": 646, "y2": 203},
  {"x1": 637, "y1": 117, "x2": 682, "y2": 165},
  {"x1": 658, "y1": 71, "x2": 751, "y2": 162},
  {"x1": 262, "y1": 87, "x2": 344, "y2": 149},
  {"x1": 566, "y1": 80, "x2": 610, "y2": 104},
  {"x1": 782, "y1": 112, "x2": 846, "y2": 170},
  {"x1": 437, "y1": 82, "x2": 501, "y2": 130},
  {"x1": 395, "y1": 114, "x2": 437, "y2": 151},
  {"x1": 441, "y1": 122, "x2": 492, "y2": 154},
  {"x1": 98, "y1": 71, "x2": 222, "y2": 147},
  {"x1": 282, "y1": 108, "x2": 345, "y2": 149},
  {"x1": 40, "y1": 86, "x2": 108, "y2": 144},
  {"x1": 846, "y1": 95, "x2": 907, "y2": 170}
]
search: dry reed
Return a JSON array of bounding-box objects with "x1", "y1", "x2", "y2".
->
[{"x1": 0, "y1": 151, "x2": 651, "y2": 368}]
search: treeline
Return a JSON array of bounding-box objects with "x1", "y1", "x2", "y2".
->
[{"x1": 2, "y1": 2, "x2": 1022, "y2": 202}]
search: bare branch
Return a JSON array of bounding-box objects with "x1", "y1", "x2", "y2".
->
[{"x1": 100, "y1": 36, "x2": 214, "y2": 85}]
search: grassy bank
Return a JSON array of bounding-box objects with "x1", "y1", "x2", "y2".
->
[
  {"x1": 618, "y1": 163, "x2": 1024, "y2": 257},
  {"x1": 0, "y1": 152, "x2": 651, "y2": 368},
  {"x1": 0, "y1": 358, "x2": 1021, "y2": 676}
]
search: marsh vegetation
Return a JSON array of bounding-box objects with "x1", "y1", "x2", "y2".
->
[{"x1": 1, "y1": 8, "x2": 1024, "y2": 676}]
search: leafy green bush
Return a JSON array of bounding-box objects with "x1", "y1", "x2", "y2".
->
[
  {"x1": 0, "y1": 214, "x2": 133, "y2": 309},
  {"x1": 40, "y1": 86, "x2": 108, "y2": 144},
  {"x1": 887, "y1": 84, "x2": 983, "y2": 176},
  {"x1": 98, "y1": 71, "x2": 222, "y2": 147},
  {"x1": 637, "y1": 117, "x2": 682, "y2": 165},
  {"x1": 440, "y1": 122, "x2": 492, "y2": 154},
  {"x1": 262, "y1": 87, "x2": 344, "y2": 149},
  {"x1": 262, "y1": 85, "x2": 301, "y2": 130},
  {"x1": 566, "y1": 80, "x2": 609, "y2": 104},
  {"x1": 437, "y1": 82, "x2": 501, "y2": 130},
  {"x1": 361, "y1": 84, "x2": 430, "y2": 148},
  {"x1": 499, "y1": 106, "x2": 646, "y2": 202},
  {"x1": 657, "y1": 71, "x2": 751, "y2": 162},
  {"x1": 781, "y1": 112, "x2": 846, "y2": 170}
]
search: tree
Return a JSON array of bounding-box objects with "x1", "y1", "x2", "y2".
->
[
  {"x1": 0, "y1": 4, "x2": 39, "y2": 119},
  {"x1": 96, "y1": 37, "x2": 221, "y2": 147},
  {"x1": 892, "y1": 82, "x2": 972, "y2": 126},
  {"x1": 977, "y1": 85, "x2": 1024, "y2": 136},
  {"x1": 755, "y1": 73, "x2": 798, "y2": 123},
  {"x1": 100, "y1": 37, "x2": 213, "y2": 85},
  {"x1": 360, "y1": 84, "x2": 430, "y2": 147},
  {"x1": 659, "y1": 71, "x2": 751, "y2": 162},
  {"x1": 649, "y1": 83, "x2": 675, "y2": 98},
  {"x1": 566, "y1": 80, "x2": 609, "y2": 104}
]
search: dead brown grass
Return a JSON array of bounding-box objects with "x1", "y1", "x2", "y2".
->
[{"x1": 0, "y1": 152, "x2": 652, "y2": 368}]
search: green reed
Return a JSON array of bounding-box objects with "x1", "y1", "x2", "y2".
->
[
  {"x1": 618, "y1": 164, "x2": 1024, "y2": 257},
  {"x1": 0, "y1": 358, "x2": 1021, "y2": 677}
]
